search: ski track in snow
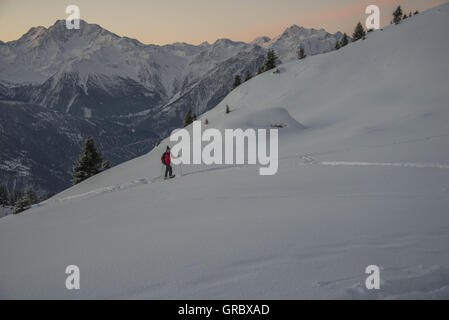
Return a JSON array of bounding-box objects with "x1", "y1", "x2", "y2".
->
[
  {"x1": 37, "y1": 164, "x2": 240, "y2": 207},
  {"x1": 320, "y1": 162, "x2": 449, "y2": 169},
  {"x1": 37, "y1": 153, "x2": 449, "y2": 209},
  {"x1": 38, "y1": 176, "x2": 160, "y2": 206},
  {"x1": 298, "y1": 155, "x2": 449, "y2": 169}
]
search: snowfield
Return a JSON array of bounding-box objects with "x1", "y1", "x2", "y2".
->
[{"x1": 1, "y1": 4, "x2": 449, "y2": 299}]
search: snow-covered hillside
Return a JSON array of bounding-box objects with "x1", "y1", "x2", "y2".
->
[
  {"x1": 1, "y1": 4, "x2": 449, "y2": 299},
  {"x1": 0, "y1": 19, "x2": 343, "y2": 192}
]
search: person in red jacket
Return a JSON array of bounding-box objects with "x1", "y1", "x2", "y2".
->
[{"x1": 161, "y1": 146, "x2": 176, "y2": 179}]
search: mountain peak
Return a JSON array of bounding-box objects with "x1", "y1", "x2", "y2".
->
[
  {"x1": 49, "y1": 19, "x2": 111, "y2": 33},
  {"x1": 20, "y1": 25, "x2": 47, "y2": 42},
  {"x1": 50, "y1": 18, "x2": 89, "y2": 27},
  {"x1": 287, "y1": 24, "x2": 303, "y2": 31},
  {"x1": 212, "y1": 38, "x2": 239, "y2": 47},
  {"x1": 251, "y1": 36, "x2": 271, "y2": 46},
  {"x1": 17, "y1": 19, "x2": 117, "y2": 44},
  {"x1": 282, "y1": 24, "x2": 304, "y2": 35}
]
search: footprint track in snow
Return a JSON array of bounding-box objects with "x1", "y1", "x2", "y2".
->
[{"x1": 297, "y1": 154, "x2": 449, "y2": 170}]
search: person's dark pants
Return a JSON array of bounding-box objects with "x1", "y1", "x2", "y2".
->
[{"x1": 165, "y1": 164, "x2": 173, "y2": 178}]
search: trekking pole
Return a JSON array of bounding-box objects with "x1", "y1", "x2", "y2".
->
[{"x1": 160, "y1": 164, "x2": 163, "y2": 179}]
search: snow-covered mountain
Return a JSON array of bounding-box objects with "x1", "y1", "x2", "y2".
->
[
  {"x1": 1, "y1": 20, "x2": 190, "y2": 117},
  {"x1": 0, "y1": 20, "x2": 343, "y2": 119},
  {"x1": 253, "y1": 25, "x2": 344, "y2": 61},
  {"x1": 1, "y1": 4, "x2": 449, "y2": 299},
  {"x1": 0, "y1": 20, "x2": 343, "y2": 193}
]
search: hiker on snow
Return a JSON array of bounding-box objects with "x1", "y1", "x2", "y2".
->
[{"x1": 161, "y1": 146, "x2": 176, "y2": 179}]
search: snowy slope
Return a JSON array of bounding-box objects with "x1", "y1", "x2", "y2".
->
[
  {"x1": 0, "y1": 20, "x2": 344, "y2": 192},
  {"x1": 1, "y1": 4, "x2": 449, "y2": 299}
]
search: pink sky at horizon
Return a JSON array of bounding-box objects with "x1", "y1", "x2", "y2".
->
[{"x1": 0, "y1": 0, "x2": 448, "y2": 45}]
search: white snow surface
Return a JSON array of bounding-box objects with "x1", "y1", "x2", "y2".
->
[{"x1": 1, "y1": 5, "x2": 449, "y2": 299}]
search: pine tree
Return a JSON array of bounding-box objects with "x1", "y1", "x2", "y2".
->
[
  {"x1": 352, "y1": 22, "x2": 366, "y2": 41},
  {"x1": 414, "y1": 10, "x2": 419, "y2": 15},
  {"x1": 232, "y1": 74, "x2": 242, "y2": 89},
  {"x1": 225, "y1": 105, "x2": 230, "y2": 114},
  {"x1": 13, "y1": 194, "x2": 31, "y2": 214},
  {"x1": 155, "y1": 139, "x2": 161, "y2": 147},
  {"x1": 11, "y1": 189, "x2": 23, "y2": 206},
  {"x1": 193, "y1": 113, "x2": 198, "y2": 121},
  {"x1": 205, "y1": 118, "x2": 209, "y2": 125},
  {"x1": 298, "y1": 47, "x2": 306, "y2": 60},
  {"x1": 340, "y1": 33, "x2": 349, "y2": 47},
  {"x1": 244, "y1": 71, "x2": 252, "y2": 82},
  {"x1": 72, "y1": 137, "x2": 104, "y2": 185},
  {"x1": 25, "y1": 189, "x2": 38, "y2": 205},
  {"x1": 393, "y1": 6, "x2": 403, "y2": 24},
  {"x1": 262, "y1": 49, "x2": 277, "y2": 72},
  {"x1": 184, "y1": 109, "x2": 193, "y2": 127},
  {"x1": 335, "y1": 41, "x2": 341, "y2": 50},
  {"x1": 0, "y1": 185, "x2": 9, "y2": 206}
]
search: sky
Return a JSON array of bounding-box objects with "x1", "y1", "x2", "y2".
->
[{"x1": 0, "y1": 0, "x2": 448, "y2": 45}]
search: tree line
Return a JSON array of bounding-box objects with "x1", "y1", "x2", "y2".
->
[
  {"x1": 2, "y1": 137, "x2": 112, "y2": 215},
  {"x1": 0, "y1": 185, "x2": 54, "y2": 214},
  {"x1": 349, "y1": 6, "x2": 420, "y2": 44}
]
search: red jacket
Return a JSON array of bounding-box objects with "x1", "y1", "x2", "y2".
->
[{"x1": 162, "y1": 152, "x2": 171, "y2": 165}]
